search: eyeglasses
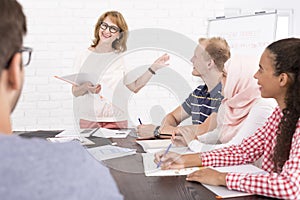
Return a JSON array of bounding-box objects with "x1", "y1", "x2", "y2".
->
[
  {"x1": 5, "y1": 46, "x2": 33, "y2": 68},
  {"x1": 19, "y1": 46, "x2": 33, "y2": 67},
  {"x1": 99, "y1": 21, "x2": 120, "y2": 34}
]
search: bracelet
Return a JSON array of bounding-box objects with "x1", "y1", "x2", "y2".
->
[{"x1": 148, "y1": 67, "x2": 156, "y2": 75}]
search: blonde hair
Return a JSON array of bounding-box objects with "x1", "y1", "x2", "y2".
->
[
  {"x1": 198, "y1": 37, "x2": 231, "y2": 71},
  {"x1": 91, "y1": 11, "x2": 128, "y2": 52}
]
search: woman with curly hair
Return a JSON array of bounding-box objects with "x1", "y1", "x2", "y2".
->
[
  {"x1": 72, "y1": 11, "x2": 169, "y2": 129},
  {"x1": 155, "y1": 38, "x2": 300, "y2": 199}
]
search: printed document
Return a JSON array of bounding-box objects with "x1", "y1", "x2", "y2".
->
[
  {"x1": 88, "y1": 145, "x2": 136, "y2": 161},
  {"x1": 142, "y1": 153, "x2": 200, "y2": 176}
]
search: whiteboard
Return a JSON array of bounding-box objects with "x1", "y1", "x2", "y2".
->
[{"x1": 207, "y1": 12, "x2": 277, "y2": 57}]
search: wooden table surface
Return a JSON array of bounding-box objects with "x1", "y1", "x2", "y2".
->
[{"x1": 19, "y1": 130, "x2": 275, "y2": 200}]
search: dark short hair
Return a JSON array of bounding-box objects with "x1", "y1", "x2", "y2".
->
[{"x1": 0, "y1": 0, "x2": 27, "y2": 72}]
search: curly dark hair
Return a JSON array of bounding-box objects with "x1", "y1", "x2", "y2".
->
[{"x1": 267, "y1": 38, "x2": 300, "y2": 172}]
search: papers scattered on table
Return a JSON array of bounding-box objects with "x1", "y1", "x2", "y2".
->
[
  {"x1": 87, "y1": 145, "x2": 136, "y2": 161},
  {"x1": 53, "y1": 129, "x2": 96, "y2": 145},
  {"x1": 91, "y1": 128, "x2": 131, "y2": 138},
  {"x1": 202, "y1": 164, "x2": 267, "y2": 199},
  {"x1": 47, "y1": 136, "x2": 95, "y2": 145},
  {"x1": 142, "y1": 153, "x2": 200, "y2": 176}
]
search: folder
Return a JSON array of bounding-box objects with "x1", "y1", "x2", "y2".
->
[{"x1": 54, "y1": 73, "x2": 97, "y2": 86}]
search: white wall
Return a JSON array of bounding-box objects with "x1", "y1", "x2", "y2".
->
[
  {"x1": 225, "y1": 0, "x2": 300, "y2": 37},
  {"x1": 13, "y1": 0, "x2": 224, "y2": 130}
]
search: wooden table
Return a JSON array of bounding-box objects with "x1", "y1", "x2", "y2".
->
[{"x1": 19, "y1": 130, "x2": 274, "y2": 200}]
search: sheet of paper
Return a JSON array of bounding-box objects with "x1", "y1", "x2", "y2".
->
[
  {"x1": 47, "y1": 136, "x2": 95, "y2": 146},
  {"x1": 55, "y1": 129, "x2": 93, "y2": 138},
  {"x1": 87, "y1": 145, "x2": 136, "y2": 161},
  {"x1": 91, "y1": 128, "x2": 131, "y2": 138},
  {"x1": 99, "y1": 85, "x2": 114, "y2": 103},
  {"x1": 145, "y1": 147, "x2": 192, "y2": 154},
  {"x1": 54, "y1": 73, "x2": 97, "y2": 86},
  {"x1": 202, "y1": 164, "x2": 267, "y2": 198},
  {"x1": 142, "y1": 153, "x2": 201, "y2": 176},
  {"x1": 136, "y1": 139, "x2": 171, "y2": 151}
]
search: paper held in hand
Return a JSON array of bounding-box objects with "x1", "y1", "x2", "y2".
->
[
  {"x1": 54, "y1": 73, "x2": 97, "y2": 86},
  {"x1": 54, "y1": 73, "x2": 113, "y2": 101}
]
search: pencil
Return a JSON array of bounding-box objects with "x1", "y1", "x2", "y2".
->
[{"x1": 156, "y1": 143, "x2": 172, "y2": 168}]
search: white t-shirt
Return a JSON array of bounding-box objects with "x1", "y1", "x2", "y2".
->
[
  {"x1": 188, "y1": 98, "x2": 277, "y2": 152},
  {"x1": 73, "y1": 49, "x2": 131, "y2": 122}
]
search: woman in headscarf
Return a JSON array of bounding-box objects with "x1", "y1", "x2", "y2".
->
[{"x1": 173, "y1": 55, "x2": 276, "y2": 152}]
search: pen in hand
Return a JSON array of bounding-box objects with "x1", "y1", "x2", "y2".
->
[
  {"x1": 156, "y1": 143, "x2": 172, "y2": 168},
  {"x1": 138, "y1": 118, "x2": 142, "y2": 125}
]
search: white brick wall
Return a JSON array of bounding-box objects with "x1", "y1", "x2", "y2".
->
[{"x1": 12, "y1": 0, "x2": 224, "y2": 130}]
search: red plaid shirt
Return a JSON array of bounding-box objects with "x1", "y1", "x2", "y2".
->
[{"x1": 201, "y1": 106, "x2": 300, "y2": 199}]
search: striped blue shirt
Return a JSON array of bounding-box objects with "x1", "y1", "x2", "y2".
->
[{"x1": 182, "y1": 82, "x2": 223, "y2": 124}]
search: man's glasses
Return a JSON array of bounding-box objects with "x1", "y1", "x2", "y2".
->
[
  {"x1": 5, "y1": 46, "x2": 33, "y2": 68},
  {"x1": 99, "y1": 21, "x2": 120, "y2": 34},
  {"x1": 19, "y1": 46, "x2": 33, "y2": 67}
]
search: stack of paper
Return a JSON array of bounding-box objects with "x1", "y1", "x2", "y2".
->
[
  {"x1": 87, "y1": 145, "x2": 136, "y2": 161},
  {"x1": 202, "y1": 164, "x2": 267, "y2": 198},
  {"x1": 142, "y1": 153, "x2": 201, "y2": 176}
]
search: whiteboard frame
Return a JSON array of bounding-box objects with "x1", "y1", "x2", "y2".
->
[{"x1": 207, "y1": 11, "x2": 278, "y2": 56}]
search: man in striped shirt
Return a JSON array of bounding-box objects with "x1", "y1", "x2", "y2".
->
[{"x1": 137, "y1": 37, "x2": 230, "y2": 138}]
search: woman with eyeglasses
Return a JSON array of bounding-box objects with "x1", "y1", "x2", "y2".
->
[{"x1": 72, "y1": 11, "x2": 169, "y2": 129}]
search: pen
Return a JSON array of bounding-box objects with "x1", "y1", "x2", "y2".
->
[
  {"x1": 138, "y1": 118, "x2": 142, "y2": 125},
  {"x1": 89, "y1": 127, "x2": 99, "y2": 137},
  {"x1": 156, "y1": 143, "x2": 172, "y2": 168}
]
